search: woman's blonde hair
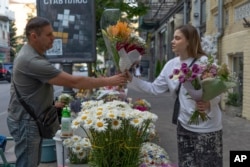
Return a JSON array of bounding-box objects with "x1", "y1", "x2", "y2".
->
[{"x1": 175, "y1": 24, "x2": 207, "y2": 58}]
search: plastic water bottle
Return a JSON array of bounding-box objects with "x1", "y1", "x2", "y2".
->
[{"x1": 61, "y1": 106, "x2": 72, "y2": 137}]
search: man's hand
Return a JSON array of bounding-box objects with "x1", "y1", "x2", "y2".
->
[
  {"x1": 125, "y1": 70, "x2": 133, "y2": 82},
  {"x1": 54, "y1": 101, "x2": 65, "y2": 109}
]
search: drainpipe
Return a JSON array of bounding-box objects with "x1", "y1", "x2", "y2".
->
[
  {"x1": 216, "y1": 0, "x2": 224, "y2": 54},
  {"x1": 193, "y1": 0, "x2": 201, "y2": 35},
  {"x1": 183, "y1": 0, "x2": 188, "y2": 24},
  {"x1": 216, "y1": 0, "x2": 225, "y2": 110}
]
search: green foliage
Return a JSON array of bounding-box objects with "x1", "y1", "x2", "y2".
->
[
  {"x1": 226, "y1": 92, "x2": 241, "y2": 107},
  {"x1": 9, "y1": 21, "x2": 18, "y2": 61},
  {"x1": 9, "y1": 13, "x2": 33, "y2": 57},
  {"x1": 155, "y1": 59, "x2": 166, "y2": 78}
]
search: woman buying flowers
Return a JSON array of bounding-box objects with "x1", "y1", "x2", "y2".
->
[{"x1": 126, "y1": 24, "x2": 224, "y2": 167}]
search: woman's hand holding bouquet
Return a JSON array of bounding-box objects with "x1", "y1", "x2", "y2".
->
[{"x1": 170, "y1": 56, "x2": 237, "y2": 125}]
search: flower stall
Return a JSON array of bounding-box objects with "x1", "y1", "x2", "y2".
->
[
  {"x1": 55, "y1": 15, "x2": 177, "y2": 167},
  {"x1": 71, "y1": 99, "x2": 158, "y2": 167},
  {"x1": 56, "y1": 87, "x2": 177, "y2": 167}
]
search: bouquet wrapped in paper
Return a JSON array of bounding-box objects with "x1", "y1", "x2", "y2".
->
[
  {"x1": 201, "y1": 77, "x2": 237, "y2": 101},
  {"x1": 102, "y1": 20, "x2": 146, "y2": 72},
  {"x1": 170, "y1": 57, "x2": 237, "y2": 125},
  {"x1": 118, "y1": 48, "x2": 141, "y2": 72}
]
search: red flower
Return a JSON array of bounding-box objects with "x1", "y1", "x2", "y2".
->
[{"x1": 116, "y1": 42, "x2": 145, "y2": 55}]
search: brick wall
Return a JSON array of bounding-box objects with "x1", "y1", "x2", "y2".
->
[{"x1": 202, "y1": 0, "x2": 250, "y2": 120}]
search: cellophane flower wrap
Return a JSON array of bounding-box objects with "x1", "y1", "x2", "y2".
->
[
  {"x1": 169, "y1": 56, "x2": 237, "y2": 125},
  {"x1": 102, "y1": 20, "x2": 146, "y2": 72},
  {"x1": 71, "y1": 100, "x2": 158, "y2": 167}
]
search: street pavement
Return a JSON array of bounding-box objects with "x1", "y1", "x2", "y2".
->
[{"x1": 36, "y1": 83, "x2": 250, "y2": 167}]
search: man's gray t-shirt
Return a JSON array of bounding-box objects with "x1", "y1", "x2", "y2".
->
[{"x1": 8, "y1": 44, "x2": 61, "y2": 120}]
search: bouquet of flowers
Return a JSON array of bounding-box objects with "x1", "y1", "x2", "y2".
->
[
  {"x1": 63, "y1": 135, "x2": 91, "y2": 164},
  {"x1": 58, "y1": 93, "x2": 74, "y2": 105},
  {"x1": 71, "y1": 100, "x2": 158, "y2": 167},
  {"x1": 139, "y1": 142, "x2": 177, "y2": 167},
  {"x1": 133, "y1": 98, "x2": 151, "y2": 112},
  {"x1": 102, "y1": 20, "x2": 147, "y2": 72},
  {"x1": 95, "y1": 86, "x2": 128, "y2": 101},
  {"x1": 169, "y1": 56, "x2": 237, "y2": 125}
]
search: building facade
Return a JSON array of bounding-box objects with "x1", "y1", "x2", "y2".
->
[
  {"x1": 205, "y1": 0, "x2": 249, "y2": 119},
  {"x1": 140, "y1": 0, "x2": 248, "y2": 120},
  {"x1": 0, "y1": 0, "x2": 14, "y2": 62},
  {"x1": 9, "y1": 1, "x2": 36, "y2": 37}
]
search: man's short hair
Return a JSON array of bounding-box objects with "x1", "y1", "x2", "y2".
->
[{"x1": 25, "y1": 16, "x2": 51, "y2": 37}]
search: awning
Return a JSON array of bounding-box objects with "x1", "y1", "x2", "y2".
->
[{"x1": 139, "y1": 0, "x2": 177, "y2": 30}]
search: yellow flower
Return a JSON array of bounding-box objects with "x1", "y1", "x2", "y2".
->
[{"x1": 106, "y1": 21, "x2": 132, "y2": 41}]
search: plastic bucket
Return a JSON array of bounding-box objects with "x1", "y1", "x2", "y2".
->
[{"x1": 41, "y1": 139, "x2": 57, "y2": 163}]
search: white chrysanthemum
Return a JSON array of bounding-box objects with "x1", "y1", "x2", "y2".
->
[
  {"x1": 71, "y1": 118, "x2": 81, "y2": 130},
  {"x1": 106, "y1": 110, "x2": 117, "y2": 120},
  {"x1": 83, "y1": 118, "x2": 94, "y2": 129},
  {"x1": 81, "y1": 100, "x2": 104, "y2": 110},
  {"x1": 81, "y1": 101, "x2": 92, "y2": 109},
  {"x1": 81, "y1": 138, "x2": 91, "y2": 149},
  {"x1": 71, "y1": 135, "x2": 81, "y2": 142},
  {"x1": 93, "y1": 118, "x2": 108, "y2": 132},
  {"x1": 111, "y1": 119, "x2": 122, "y2": 130},
  {"x1": 95, "y1": 107, "x2": 104, "y2": 118},
  {"x1": 63, "y1": 136, "x2": 91, "y2": 164},
  {"x1": 117, "y1": 110, "x2": 128, "y2": 119},
  {"x1": 108, "y1": 100, "x2": 130, "y2": 110},
  {"x1": 78, "y1": 109, "x2": 90, "y2": 116},
  {"x1": 78, "y1": 112, "x2": 89, "y2": 123},
  {"x1": 133, "y1": 109, "x2": 145, "y2": 118},
  {"x1": 127, "y1": 109, "x2": 140, "y2": 119},
  {"x1": 72, "y1": 143, "x2": 84, "y2": 153},
  {"x1": 63, "y1": 138, "x2": 73, "y2": 148},
  {"x1": 76, "y1": 151, "x2": 87, "y2": 160},
  {"x1": 130, "y1": 117, "x2": 143, "y2": 127},
  {"x1": 141, "y1": 111, "x2": 158, "y2": 122}
]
